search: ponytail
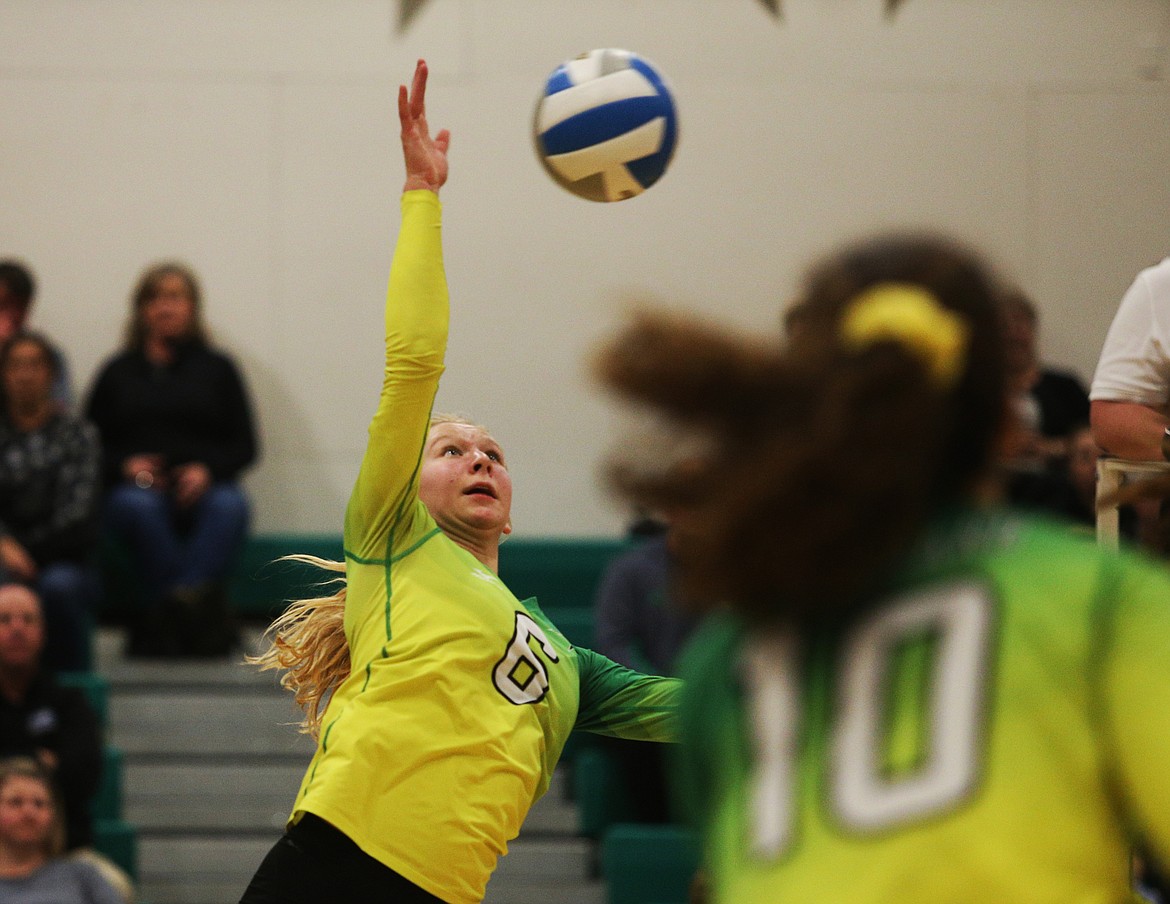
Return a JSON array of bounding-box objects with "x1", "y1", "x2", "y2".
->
[
  {"x1": 596, "y1": 233, "x2": 1006, "y2": 626},
  {"x1": 247, "y1": 556, "x2": 350, "y2": 738}
]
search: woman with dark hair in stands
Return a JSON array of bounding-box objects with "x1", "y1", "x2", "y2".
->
[{"x1": 0, "y1": 333, "x2": 101, "y2": 671}]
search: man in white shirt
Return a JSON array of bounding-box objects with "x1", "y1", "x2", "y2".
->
[{"x1": 1090, "y1": 258, "x2": 1170, "y2": 461}]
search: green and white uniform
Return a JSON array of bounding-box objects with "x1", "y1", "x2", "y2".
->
[
  {"x1": 290, "y1": 191, "x2": 679, "y2": 904},
  {"x1": 676, "y1": 511, "x2": 1170, "y2": 904}
]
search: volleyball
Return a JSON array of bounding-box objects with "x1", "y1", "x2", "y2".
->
[{"x1": 533, "y1": 49, "x2": 679, "y2": 203}]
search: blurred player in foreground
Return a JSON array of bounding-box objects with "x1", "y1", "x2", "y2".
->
[{"x1": 594, "y1": 233, "x2": 1170, "y2": 903}]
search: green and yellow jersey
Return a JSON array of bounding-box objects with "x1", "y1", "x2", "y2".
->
[
  {"x1": 676, "y1": 512, "x2": 1170, "y2": 903},
  {"x1": 290, "y1": 191, "x2": 678, "y2": 904}
]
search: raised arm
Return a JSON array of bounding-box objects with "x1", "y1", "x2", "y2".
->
[
  {"x1": 345, "y1": 60, "x2": 452, "y2": 557},
  {"x1": 1091, "y1": 399, "x2": 1168, "y2": 461}
]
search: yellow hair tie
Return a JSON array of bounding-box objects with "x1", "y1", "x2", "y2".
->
[{"x1": 840, "y1": 283, "x2": 969, "y2": 388}]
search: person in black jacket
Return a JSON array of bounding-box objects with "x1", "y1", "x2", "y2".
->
[
  {"x1": 0, "y1": 583, "x2": 101, "y2": 852},
  {"x1": 85, "y1": 262, "x2": 259, "y2": 657}
]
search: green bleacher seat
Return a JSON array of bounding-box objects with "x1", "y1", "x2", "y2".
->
[
  {"x1": 100, "y1": 532, "x2": 630, "y2": 623},
  {"x1": 574, "y1": 745, "x2": 634, "y2": 838},
  {"x1": 57, "y1": 671, "x2": 109, "y2": 730},
  {"x1": 500, "y1": 538, "x2": 630, "y2": 610},
  {"x1": 544, "y1": 607, "x2": 595, "y2": 648},
  {"x1": 93, "y1": 817, "x2": 138, "y2": 881},
  {"x1": 601, "y1": 823, "x2": 699, "y2": 904},
  {"x1": 228, "y1": 533, "x2": 345, "y2": 619},
  {"x1": 93, "y1": 746, "x2": 124, "y2": 821},
  {"x1": 54, "y1": 676, "x2": 133, "y2": 880}
]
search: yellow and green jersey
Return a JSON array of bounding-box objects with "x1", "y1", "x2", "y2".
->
[
  {"x1": 290, "y1": 191, "x2": 678, "y2": 904},
  {"x1": 676, "y1": 511, "x2": 1170, "y2": 904}
]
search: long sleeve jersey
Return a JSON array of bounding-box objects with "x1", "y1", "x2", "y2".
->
[{"x1": 290, "y1": 191, "x2": 679, "y2": 904}]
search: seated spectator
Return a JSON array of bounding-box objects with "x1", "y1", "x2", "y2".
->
[
  {"x1": 593, "y1": 515, "x2": 700, "y2": 824},
  {"x1": 595, "y1": 515, "x2": 700, "y2": 677},
  {"x1": 0, "y1": 757, "x2": 124, "y2": 904},
  {"x1": 0, "y1": 333, "x2": 101, "y2": 671},
  {"x1": 0, "y1": 261, "x2": 73, "y2": 408},
  {"x1": 1001, "y1": 286, "x2": 1089, "y2": 470},
  {"x1": 0, "y1": 584, "x2": 101, "y2": 853},
  {"x1": 85, "y1": 262, "x2": 259, "y2": 657},
  {"x1": 1090, "y1": 256, "x2": 1170, "y2": 461},
  {"x1": 1005, "y1": 421, "x2": 1167, "y2": 552}
]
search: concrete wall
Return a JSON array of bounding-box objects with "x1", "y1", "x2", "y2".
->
[{"x1": 2, "y1": 0, "x2": 1168, "y2": 536}]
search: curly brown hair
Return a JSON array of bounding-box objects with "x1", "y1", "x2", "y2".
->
[{"x1": 594, "y1": 233, "x2": 1008, "y2": 627}]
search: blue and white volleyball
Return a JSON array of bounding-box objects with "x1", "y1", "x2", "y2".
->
[{"x1": 533, "y1": 49, "x2": 679, "y2": 203}]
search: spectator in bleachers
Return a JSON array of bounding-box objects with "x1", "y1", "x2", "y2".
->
[
  {"x1": 1001, "y1": 286, "x2": 1089, "y2": 472},
  {"x1": 0, "y1": 757, "x2": 123, "y2": 904},
  {"x1": 593, "y1": 514, "x2": 700, "y2": 824},
  {"x1": 0, "y1": 584, "x2": 102, "y2": 853},
  {"x1": 85, "y1": 261, "x2": 258, "y2": 658},
  {"x1": 0, "y1": 261, "x2": 73, "y2": 409},
  {"x1": 1090, "y1": 256, "x2": 1170, "y2": 461},
  {"x1": 0, "y1": 333, "x2": 102, "y2": 671}
]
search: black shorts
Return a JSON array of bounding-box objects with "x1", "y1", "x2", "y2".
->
[{"x1": 238, "y1": 813, "x2": 445, "y2": 904}]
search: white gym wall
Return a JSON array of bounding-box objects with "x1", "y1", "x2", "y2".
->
[{"x1": 1, "y1": 0, "x2": 1168, "y2": 536}]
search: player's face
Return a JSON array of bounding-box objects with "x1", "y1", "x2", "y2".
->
[
  {"x1": 0, "y1": 776, "x2": 53, "y2": 849},
  {"x1": 0, "y1": 587, "x2": 44, "y2": 671},
  {"x1": 419, "y1": 423, "x2": 513, "y2": 539}
]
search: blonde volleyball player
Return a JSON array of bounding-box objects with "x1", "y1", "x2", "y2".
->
[
  {"x1": 237, "y1": 60, "x2": 679, "y2": 904},
  {"x1": 594, "y1": 235, "x2": 1170, "y2": 903}
]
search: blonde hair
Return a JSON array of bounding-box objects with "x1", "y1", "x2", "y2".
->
[
  {"x1": 247, "y1": 556, "x2": 349, "y2": 738},
  {"x1": 250, "y1": 413, "x2": 500, "y2": 738},
  {"x1": 0, "y1": 756, "x2": 65, "y2": 858},
  {"x1": 428, "y1": 411, "x2": 492, "y2": 435}
]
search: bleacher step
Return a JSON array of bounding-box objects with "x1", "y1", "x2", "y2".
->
[
  {"x1": 136, "y1": 834, "x2": 599, "y2": 904},
  {"x1": 124, "y1": 760, "x2": 578, "y2": 835},
  {"x1": 97, "y1": 629, "x2": 602, "y2": 904}
]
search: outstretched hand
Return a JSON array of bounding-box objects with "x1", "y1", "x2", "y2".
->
[{"x1": 400, "y1": 59, "x2": 450, "y2": 194}]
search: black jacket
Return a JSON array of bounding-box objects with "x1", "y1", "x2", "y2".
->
[
  {"x1": 85, "y1": 340, "x2": 259, "y2": 486},
  {"x1": 0, "y1": 671, "x2": 103, "y2": 849}
]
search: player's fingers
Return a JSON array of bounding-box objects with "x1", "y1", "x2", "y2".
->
[
  {"x1": 434, "y1": 129, "x2": 451, "y2": 156},
  {"x1": 397, "y1": 84, "x2": 410, "y2": 129},
  {"x1": 410, "y1": 59, "x2": 428, "y2": 119}
]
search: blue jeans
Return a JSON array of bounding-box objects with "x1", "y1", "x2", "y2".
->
[
  {"x1": 40, "y1": 561, "x2": 101, "y2": 672},
  {"x1": 104, "y1": 482, "x2": 250, "y2": 610}
]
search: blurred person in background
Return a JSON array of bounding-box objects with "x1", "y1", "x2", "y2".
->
[
  {"x1": 1000, "y1": 286, "x2": 1088, "y2": 472},
  {"x1": 0, "y1": 261, "x2": 73, "y2": 408},
  {"x1": 0, "y1": 756, "x2": 125, "y2": 904},
  {"x1": 593, "y1": 513, "x2": 700, "y2": 823},
  {"x1": 0, "y1": 584, "x2": 101, "y2": 854},
  {"x1": 85, "y1": 261, "x2": 258, "y2": 658},
  {"x1": 0, "y1": 332, "x2": 102, "y2": 671}
]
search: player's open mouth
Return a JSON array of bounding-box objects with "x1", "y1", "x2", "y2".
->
[{"x1": 464, "y1": 484, "x2": 497, "y2": 499}]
